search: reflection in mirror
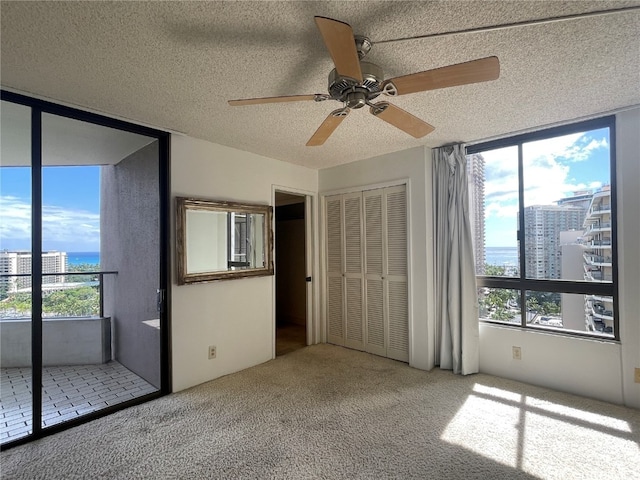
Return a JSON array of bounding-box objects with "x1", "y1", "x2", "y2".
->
[{"x1": 176, "y1": 197, "x2": 273, "y2": 284}]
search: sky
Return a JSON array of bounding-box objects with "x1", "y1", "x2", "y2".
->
[
  {"x1": 480, "y1": 127, "x2": 611, "y2": 247},
  {"x1": 0, "y1": 166, "x2": 100, "y2": 252}
]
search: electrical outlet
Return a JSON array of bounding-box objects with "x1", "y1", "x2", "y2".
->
[
  {"x1": 208, "y1": 345, "x2": 216, "y2": 359},
  {"x1": 635, "y1": 368, "x2": 640, "y2": 384},
  {"x1": 512, "y1": 346, "x2": 522, "y2": 360}
]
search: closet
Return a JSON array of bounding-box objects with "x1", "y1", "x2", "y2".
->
[{"x1": 325, "y1": 185, "x2": 408, "y2": 362}]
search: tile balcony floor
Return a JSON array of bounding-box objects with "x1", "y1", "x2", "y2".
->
[{"x1": 1, "y1": 361, "x2": 157, "y2": 443}]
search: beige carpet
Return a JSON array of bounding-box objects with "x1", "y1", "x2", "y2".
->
[{"x1": 1, "y1": 344, "x2": 639, "y2": 479}]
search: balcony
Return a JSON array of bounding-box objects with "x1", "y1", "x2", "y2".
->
[
  {"x1": 0, "y1": 271, "x2": 159, "y2": 444},
  {"x1": 589, "y1": 301, "x2": 614, "y2": 320},
  {"x1": 586, "y1": 314, "x2": 614, "y2": 335},
  {"x1": 584, "y1": 271, "x2": 612, "y2": 282},
  {"x1": 586, "y1": 239, "x2": 612, "y2": 249},
  {"x1": 587, "y1": 204, "x2": 611, "y2": 217},
  {"x1": 583, "y1": 253, "x2": 612, "y2": 267},
  {"x1": 585, "y1": 222, "x2": 611, "y2": 235},
  {"x1": 1, "y1": 362, "x2": 156, "y2": 441},
  {"x1": 587, "y1": 294, "x2": 613, "y2": 305}
]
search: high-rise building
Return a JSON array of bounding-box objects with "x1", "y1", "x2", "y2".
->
[
  {"x1": 466, "y1": 153, "x2": 485, "y2": 274},
  {"x1": 556, "y1": 190, "x2": 593, "y2": 210},
  {"x1": 0, "y1": 251, "x2": 68, "y2": 292},
  {"x1": 523, "y1": 205, "x2": 586, "y2": 279},
  {"x1": 582, "y1": 186, "x2": 613, "y2": 335}
]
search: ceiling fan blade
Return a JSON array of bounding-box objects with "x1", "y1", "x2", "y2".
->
[
  {"x1": 382, "y1": 56, "x2": 500, "y2": 96},
  {"x1": 306, "y1": 108, "x2": 350, "y2": 146},
  {"x1": 228, "y1": 94, "x2": 318, "y2": 106},
  {"x1": 370, "y1": 102, "x2": 434, "y2": 138},
  {"x1": 314, "y1": 16, "x2": 363, "y2": 83}
]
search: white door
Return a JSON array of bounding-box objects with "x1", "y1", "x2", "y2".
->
[
  {"x1": 325, "y1": 185, "x2": 408, "y2": 361},
  {"x1": 343, "y1": 192, "x2": 365, "y2": 350},
  {"x1": 325, "y1": 195, "x2": 344, "y2": 345},
  {"x1": 363, "y1": 189, "x2": 386, "y2": 357},
  {"x1": 385, "y1": 186, "x2": 409, "y2": 362}
]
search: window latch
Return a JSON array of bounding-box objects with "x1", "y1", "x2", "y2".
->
[{"x1": 156, "y1": 289, "x2": 165, "y2": 313}]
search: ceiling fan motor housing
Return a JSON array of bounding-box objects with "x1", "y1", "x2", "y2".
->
[{"x1": 328, "y1": 61, "x2": 384, "y2": 108}]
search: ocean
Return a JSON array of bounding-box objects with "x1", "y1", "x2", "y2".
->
[
  {"x1": 65, "y1": 248, "x2": 517, "y2": 268},
  {"x1": 67, "y1": 252, "x2": 100, "y2": 267},
  {"x1": 485, "y1": 246, "x2": 518, "y2": 266}
]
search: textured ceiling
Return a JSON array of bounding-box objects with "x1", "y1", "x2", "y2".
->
[
  {"x1": 1, "y1": 100, "x2": 155, "y2": 167},
  {"x1": 1, "y1": 1, "x2": 639, "y2": 169}
]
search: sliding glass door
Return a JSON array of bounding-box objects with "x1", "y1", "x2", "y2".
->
[
  {"x1": 0, "y1": 100, "x2": 34, "y2": 443},
  {"x1": 0, "y1": 92, "x2": 170, "y2": 448}
]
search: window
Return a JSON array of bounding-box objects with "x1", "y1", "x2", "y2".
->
[{"x1": 466, "y1": 116, "x2": 617, "y2": 339}]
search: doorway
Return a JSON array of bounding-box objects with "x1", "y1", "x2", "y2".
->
[{"x1": 274, "y1": 192, "x2": 307, "y2": 356}]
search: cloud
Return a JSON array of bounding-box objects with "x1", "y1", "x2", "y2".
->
[
  {"x1": 524, "y1": 132, "x2": 608, "y2": 164},
  {"x1": 0, "y1": 195, "x2": 99, "y2": 250},
  {"x1": 485, "y1": 202, "x2": 518, "y2": 219},
  {"x1": 0, "y1": 196, "x2": 31, "y2": 240},
  {"x1": 479, "y1": 131, "x2": 609, "y2": 215}
]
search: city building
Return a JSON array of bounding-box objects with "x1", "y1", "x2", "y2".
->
[
  {"x1": 466, "y1": 153, "x2": 485, "y2": 274},
  {"x1": 0, "y1": 251, "x2": 68, "y2": 293},
  {"x1": 556, "y1": 190, "x2": 593, "y2": 210},
  {"x1": 523, "y1": 204, "x2": 586, "y2": 279},
  {"x1": 560, "y1": 230, "x2": 588, "y2": 332},
  {"x1": 582, "y1": 186, "x2": 614, "y2": 334}
]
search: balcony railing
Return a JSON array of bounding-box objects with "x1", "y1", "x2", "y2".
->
[
  {"x1": 590, "y1": 302, "x2": 614, "y2": 320},
  {"x1": 0, "y1": 271, "x2": 117, "y2": 318},
  {"x1": 584, "y1": 271, "x2": 612, "y2": 282},
  {"x1": 583, "y1": 253, "x2": 612, "y2": 266},
  {"x1": 588, "y1": 240, "x2": 612, "y2": 248},
  {"x1": 591, "y1": 204, "x2": 611, "y2": 213},
  {"x1": 586, "y1": 222, "x2": 611, "y2": 234}
]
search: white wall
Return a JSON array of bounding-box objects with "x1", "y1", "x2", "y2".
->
[
  {"x1": 318, "y1": 146, "x2": 435, "y2": 371},
  {"x1": 170, "y1": 111, "x2": 639, "y2": 406},
  {"x1": 479, "y1": 108, "x2": 640, "y2": 407},
  {"x1": 616, "y1": 108, "x2": 640, "y2": 408},
  {"x1": 171, "y1": 136, "x2": 317, "y2": 392}
]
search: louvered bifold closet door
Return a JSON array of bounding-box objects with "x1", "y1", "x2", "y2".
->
[
  {"x1": 363, "y1": 189, "x2": 386, "y2": 357},
  {"x1": 343, "y1": 193, "x2": 365, "y2": 350},
  {"x1": 385, "y1": 185, "x2": 409, "y2": 362},
  {"x1": 325, "y1": 195, "x2": 344, "y2": 345}
]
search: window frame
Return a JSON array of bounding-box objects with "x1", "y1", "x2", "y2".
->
[{"x1": 466, "y1": 116, "x2": 619, "y2": 341}]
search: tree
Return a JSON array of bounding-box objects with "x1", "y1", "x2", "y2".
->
[
  {"x1": 480, "y1": 288, "x2": 518, "y2": 322},
  {"x1": 485, "y1": 264, "x2": 506, "y2": 276},
  {"x1": 1, "y1": 287, "x2": 99, "y2": 318},
  {"x1": 66, "y1": 262, "x2": 100, "y2": 283},
  {"x1": 43, "y1": 286, "x2": 99, "y2": 316}
]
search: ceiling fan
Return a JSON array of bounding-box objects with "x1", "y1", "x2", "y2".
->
[{"x1": 228, "y1": 17, "x2": 500, "y2": 146}]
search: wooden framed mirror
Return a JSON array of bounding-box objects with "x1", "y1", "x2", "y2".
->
[{"x1": 176, "y1": 197, "x2": 273, "y2": 284}]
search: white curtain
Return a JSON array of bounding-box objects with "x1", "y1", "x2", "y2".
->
[{"x1": 432, "y1": 144, "x2": 479, "y2": 375}]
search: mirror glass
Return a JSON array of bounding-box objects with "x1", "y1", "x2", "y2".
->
[{"x1": 176, "y1": 197, "x2": 273, "y2": 284}]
